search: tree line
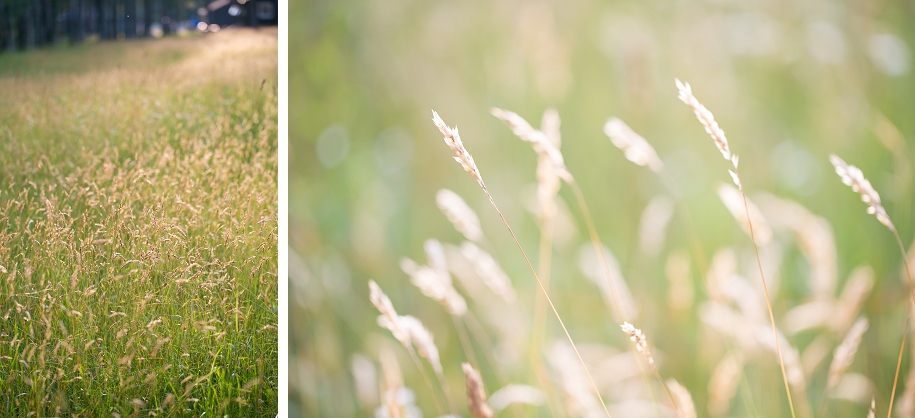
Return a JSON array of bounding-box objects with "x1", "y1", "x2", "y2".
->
[{"x1": 0, "y1": 0, "x2": 202, "y2": 51}]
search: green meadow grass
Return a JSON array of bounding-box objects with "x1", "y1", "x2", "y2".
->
[{"x1": 0, "y1": 29, "x2": 278, "y2": 417}]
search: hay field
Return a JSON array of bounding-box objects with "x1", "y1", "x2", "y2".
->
[
  {"x1": 292, "y1": 1, "x2": 915, "y2": 418},
  {"x1": 0, "y1": 28, "x2": 278, "y2": 416}
]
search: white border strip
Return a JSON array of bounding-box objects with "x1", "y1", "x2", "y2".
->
[{"x1": 277, "y1": 0, "x2": 289, "y2": 415}]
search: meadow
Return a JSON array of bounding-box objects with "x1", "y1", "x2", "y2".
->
[
  {"x1": 0, "y1": 29, "x2": 278, "y2": 416},
  {"x1": 293, "y1": 1, "x2": 915, "y2": 417}
]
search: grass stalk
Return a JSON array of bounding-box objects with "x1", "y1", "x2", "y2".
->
[
  {"x1": 452, "y1": 314, "x2": 479, "y2": 370},
  {"x1": 888, "y1": 316, "x2": 910, "y2": 418},
  {"x1": 568, "y1": 179, "x2": 628, "y2": 323},
  {"x1": 530, "y1": 203, "x2": 569, "y2": 418},
  {"x1": 483, "y1": 190, "x2": 614, "y2": 418},
  {"x1": 829, "y1": 155, "x2": 915, "y2": 418},
  {"x1": 735, "y1": 167, "x2": 797, "y2": 418},
  {"x1": 570, "y1": 178, "x2": 682, "y2": 415},
  {"x1": 461, "y1": 312, "x2": 528, "y2": 418},
  {"x1": 659, "y1": 166, "x2": 763, "y2": 418},
  {"x1": 407, "y1": 349, "x2": 448, "y2": 416},
  {"x1": 532, "y1": 207, "x2": 554, "y2": 352},
  {"x1": 433, "y1": 110, "x2": 612, "y2": 417},
  {"x1": 886, "y1": 228, "x2": 915, "y2": 418},
  {"x1": 676, "y1": 79, "x2": 795, "y2": 418},
  {"x1": 434, "y1": 366, "x2": 458, "y2": 415}
]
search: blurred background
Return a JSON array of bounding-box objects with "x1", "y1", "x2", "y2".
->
[
  {"x1": 0, "y1": 0, "x2": 277, "y2": 50},
  {"x1": 292, "y1": 0, "x2": 915, "y2": 417}
]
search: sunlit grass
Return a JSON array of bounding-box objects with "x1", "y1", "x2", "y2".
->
[
  {"x1": 291, "y1": 2, "x2": 915, "y2": 417},
  {"x1": 0, "y1": 28, "x2": 278, "y2": 417}
]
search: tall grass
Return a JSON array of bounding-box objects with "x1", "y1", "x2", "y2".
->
[
  {"x1": 0, "y1": 29, "x2": 277, "y2": 417},
  {"x1": 311, "y1": 96, "x2": 913, "y2": 417},
  {"x1": 291, "y1": 2, "x2": 915, "y2": 417}
]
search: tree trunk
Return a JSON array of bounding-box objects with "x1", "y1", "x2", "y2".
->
[
  {"x1": 105, "y1": 0, "x2": 112, "y2": 39},
  {"x1": 30, "y1": 0, "x2": 41, "y2": 48},
  {"x1": 0, "y1": 4, "x2": 5, "y2": 50},
  {"x1": 6, "y1": 9, "x2": 16, "y2": 52},
  {"x1": 115, "y1": 0, "x2": 120, "y2": 39},
  {"x1": 143, "y1": 0, "x2": 153, "y2": 37},
  {"x1": 76, "y1": 0, "x2": 83, "y2": 42},
  {"x1": 93, "y1": 0, "x2": 101, "y2": 37},
  {"x1": 25, "y1": 3, "x2": 35, "y2": 50},
  {"x1": 45, "y1": 0, "x2": 56, "y2": 45},
  {"x1": 104, "y1": 0, "x2": 112, "y2": 39},
  {"x1": 249, "y1": 1, "x2": 259, "y2": 29},
  {"x1": 108, "y1": 0, "x2": 114, "y2": 38},
  {"x1": 124, "y1": 0, "x2": 135, "y2": 38},
  {"x1": 161, "y1": 0, "x2": 169, "y2": 36},
  {"x1": 67, "y1": 0, "x2": 74, "y2": 42},
  {"x1": 0, "y1": 4, "x2": 3, "y2": 49},
  {"x1": 69, "y1": 0, "x2": 81, "y2": 43},
  {"x1": 110, "y1": 0, "x2": 116, "y2": 39}
]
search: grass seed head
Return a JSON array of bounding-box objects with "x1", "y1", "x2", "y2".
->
[
  {"x1": 436, "y1": 189, "x2": 483, "y2": 243},
  {"x1": 829, "y1": 154, "x2": 894, "y2": 230},
  {"x1": 621, "y1": 322, "x2": 654, "y2": 364},
  {"x1": 369, "y1": 280, "x2": 411, "y2": 349},
  {"x1": 462, "y1": 363, "x2": 493, "y2": 418},
  {"x1": 708, "y1": 353, "x2": 744, "y2": 417},
  {"x1": 758, "y1": 194, "x2": 838, "y2": 300},
  {"x1": 432, "y1": 110, "x2": 486, "y2": 191},
  {"x1": 667, "y1": 379, "x2": 697, "y2": 418},
  {"x1": 717, "y1": 184, "x2": 773, "y2": 245},
  {"x1": 827, "y1": 317, "x2": 869, "y2": 389},
  {"x1": 540, "y1": 107, "x2": 561, "y2": 148},
  {"x1": 399, "y1": 315, "x2": 443, "y2": 374},
  {"x1": 400, "y1": 240, "x2": 468, "y2": 316},
  {"x1": 675, "y1": 78, "x2": 736, "y2": 167},
  {"x1": 459, "y1": 241, "x2": 517, "y2": 302},
  {"x1": 638, "y1": 194, "x2": 675, "y2": 257},
  {"x1": 490, "y1": 107, "x2": 572, "y2": 181},
  {"x1": 537, "y1": 108, "x2": 563, "y2": 217},
  {"x1": 603, "y1": 117, "x2": 663, "y2": 172}
]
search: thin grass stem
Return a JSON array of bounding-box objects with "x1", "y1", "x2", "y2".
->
[
  {"x1": 482, "y1": 190, "x2": 613, "y2": 418},
  {"x1": 451, "y1": 314, "x2": 479, "y2": 370},
  {"x1": 569, "y1": 178, "x2": 683, "y2": 415},
  {"x1": 886, "y1": 228, "x2": 915, "y2": 418},
  {"x1": 568, "y1": 179, "x2": 627, "y2": 322},
  {"x1": 735, "y1": 167, "x2": 797, "y2": 418},
  {"x1": 434, "y1": 366, "x2": 458, "y2": 415},
  {"x1": 461, "y1": 313, "x2": 528, "y2": 418},
  {"x1": 407, "y1": 349, "x2": 446, "y2": 416},
  {"x1": 530, "y1": 206, "x2": 568, "y2": 418},
  {"x1": 888, "y1": 316, "x2": 910, "y2": 418}
]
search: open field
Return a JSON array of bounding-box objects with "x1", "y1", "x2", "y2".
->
[
  {"x1": 293, "y1": 1, "x2": 915, "y2": 417},
  {"x1": 0, "y1": 28, "x2": 278, "y2": 416}
]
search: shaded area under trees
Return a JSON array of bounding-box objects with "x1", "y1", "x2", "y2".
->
[{"x1": 0, "y1": 0, "x2": 275, "y2": 52}]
